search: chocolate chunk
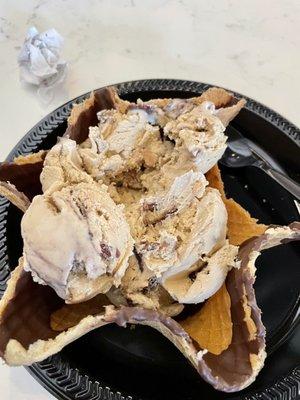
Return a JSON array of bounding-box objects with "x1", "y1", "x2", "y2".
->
[
  {"x1": 74, "y1": 199, "x2": 87, "y2": 217},
  {"x1": 138, "y1": 241, "x2": 159, "y2": 252},
  {"x1": 72, "y1": 259, "x2": 85, "y2": 273},
  {"x1": 100, "y1": 243, "x2": 113, "y2": 260},
  {"x1": 142, "y1": 202, "x2": 157, "y2": 212},
  {"x1": 133, "y1": 248, "x2": 144, "y2": 272},
  {"x1": 159, "y1": 127, "x2": 165, "y2": 141},
  {"x1": 148, "y1": 276, "x2": 159, "y2": 291},
  {"x1": 188, "y1": 271, "x2": 197, "y2": 282},
  {"x1": 165, "y1": 206, "x2": 178, "y2": 217}
]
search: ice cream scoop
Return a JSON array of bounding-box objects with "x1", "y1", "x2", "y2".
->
[
  {"x1": 132, "y1": 87, "x2": 246, "y2": 129},
  {"x1": 136, "y1": 186, "x2": 227, "y2": 281},
  {"x1": 163, "y1": 242, "x2": 239, "y2": 303},
  {"x1": 106, "y1": 254, "x2": 184, "y2": 317},
  {"x1": 117, "y1": 172, "x2": 230, "y2": 305},
  {"x1": 163, "y1": 105, "x2": 227, "y2": 174},
  {"x1": 41, "y1": 138, "x2": 92, "y2": 193},
  {"x1": 78, "y1": 108, "x2": 165, "y2": 180},
  {"x1": 21, "y1": 181, "x2": 134, "y2": 303},
  {"x1": 141, "y1": 170, "x2": 207, "y2": 224}
]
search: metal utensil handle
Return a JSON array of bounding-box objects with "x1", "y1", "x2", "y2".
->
[{"x1": 260, "y1": 166, "x2": 300, "y2": 201}]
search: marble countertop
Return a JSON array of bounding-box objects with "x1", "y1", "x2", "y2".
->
[{"x1": 0, "y1": 0, "x2": 299, "y2": 398}]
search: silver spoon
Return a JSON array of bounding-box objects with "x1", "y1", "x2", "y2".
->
[{"x1": 220, "y1": 128, "x2": 300, "y2": 201}]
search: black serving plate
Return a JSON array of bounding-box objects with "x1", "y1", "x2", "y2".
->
[{"x1": 0, "y1": 79, "x2": 299, "y2": 400}]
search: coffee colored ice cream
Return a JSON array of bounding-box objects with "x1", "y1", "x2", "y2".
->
[
  {"x1": 21, "y1": 181, "x2": 134, "y2": 303},
  {"x1": 22, "y1": 89, "x2": 238, "y2": 307}
]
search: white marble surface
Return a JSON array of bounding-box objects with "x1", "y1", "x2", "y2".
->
[{"x1": 0, "y1": 0, "x2": 299, "y2": 398}]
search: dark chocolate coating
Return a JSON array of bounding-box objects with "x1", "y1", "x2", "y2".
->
[
  {"x1": 64, "y1": 87, "x2": 118, "y2": 144},
  {"x1": 0, "y1": 160, "x2": 44, "y2": 200},
  {"x1": 0, "y1": 269, "x2": 63, "y2": 357}
]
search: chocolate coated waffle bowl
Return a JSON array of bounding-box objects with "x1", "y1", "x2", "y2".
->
[{"x1": 0, "y1": 80, "x2": 299, "y2": 400}]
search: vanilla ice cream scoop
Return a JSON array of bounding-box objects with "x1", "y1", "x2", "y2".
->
[{"x1": 21, "y1": 181, "x2": 134, "y2": 303}]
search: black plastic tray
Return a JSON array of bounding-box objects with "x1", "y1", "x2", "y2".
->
[{"x1": 0, "y1": 79, "x2": 299, "y2": 400}]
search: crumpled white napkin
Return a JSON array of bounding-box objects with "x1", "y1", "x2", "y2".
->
[{"x1": 18, "y1": 27, "x2": 67, "y2": 103}]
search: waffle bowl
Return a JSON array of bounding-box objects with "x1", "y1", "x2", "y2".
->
[{"x1": 0, "y1": 80, "x2": 299, "y2": 399}]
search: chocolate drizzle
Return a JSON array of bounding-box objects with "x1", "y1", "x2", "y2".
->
[
  {"x1": 196, "y1": 224, "x2": 300, "y2": 392},
  {"x1": 108, "y1": 307, "x2": 191, "y2": 341}
]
